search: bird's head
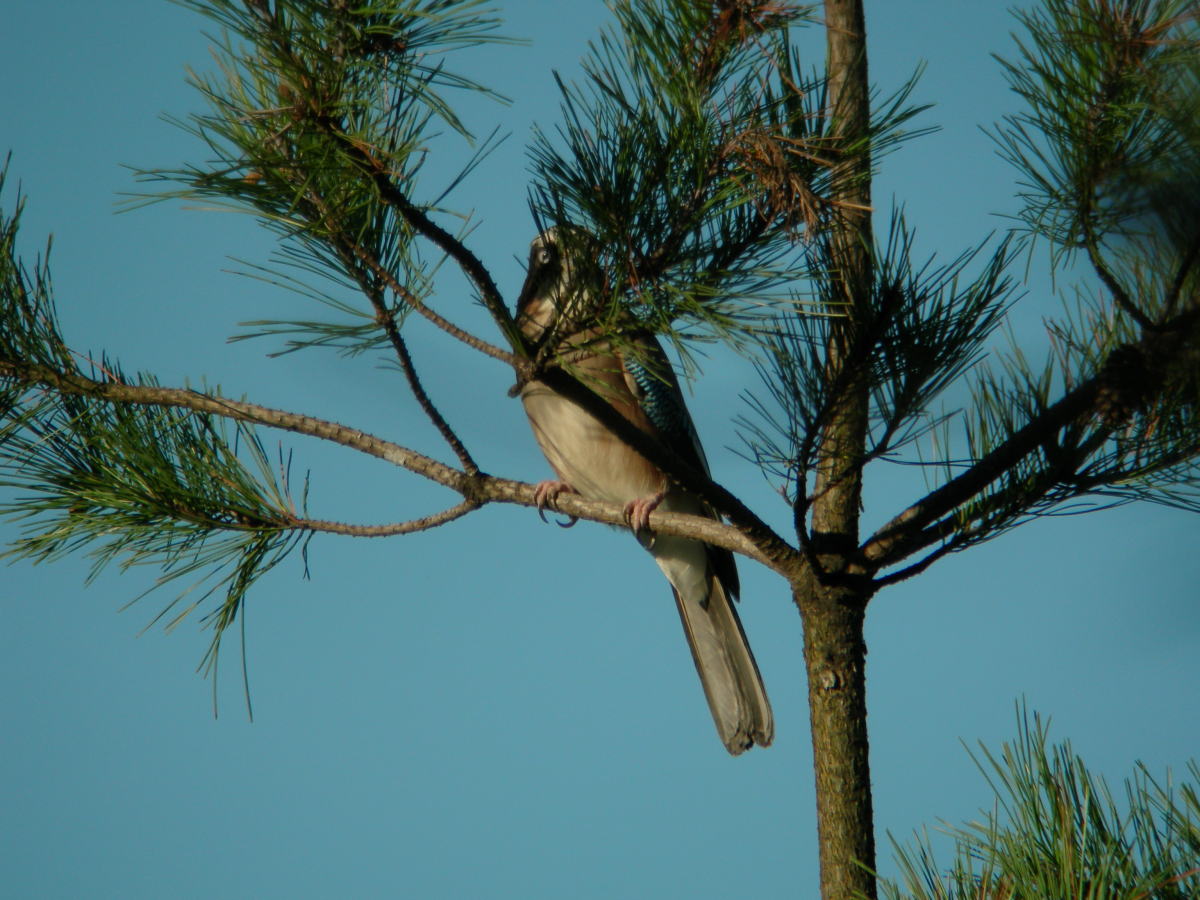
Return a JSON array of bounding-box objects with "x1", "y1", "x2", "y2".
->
[{"x1": 515, "y1": 226, "x2": 605, "y2": 346}]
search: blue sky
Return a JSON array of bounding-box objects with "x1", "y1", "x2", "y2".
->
[{"x1": 2, "y1": 2, "x2": 1197, "y2": 898}]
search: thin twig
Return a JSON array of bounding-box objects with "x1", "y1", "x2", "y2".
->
[
  {"x1": 346, "y1": 235, "x2": 520, "y2": 368},
  {"x1": 250, "y1": 124, "x2": 489, "y2": 473},
  {"x1": 861, "y1": 381, "x2": 1102, "y2": 568},
  {"x1": 310, "y1": 211, "x2": 481, "y2": 473},
  {"x1": 247, "y1": 20, "x2": 520, "y2": 370},
  {"x1": 382, "y1": 320, "x2": 479, "y2": 474},
  {"x1": 870, "y1": 533, "x2": 969, "y2": 588},
  {"x1": 1165, "y1": 233, "x2": 1200, "y2": 317},
  {"x1": 324, "y1": 128, "x2": 521, "y2": 351},
  {"x1": 291, "y1": 500, "x2": 479, "y2": 536},
  {"x1": 1081, "y1": 209, "x2": 1156, "y2": 329}
]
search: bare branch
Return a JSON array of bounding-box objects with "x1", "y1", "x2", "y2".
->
[
  {"x1": 870, "y1": 534, "x2": 969, "y2": 589},
  {"x1": 1166, "y1": 233, "x2": 1200, "y2": 317},
  {"x1": 479, "y1": 473, "x2": 787, "y2": 572},
  {"x1": 1, "y1": 359, "x2": 789, "y2": 573},
  {"x1": 346, "y1": 233, "x2": 520, "y2": 367},
  {"x1": 382, "y1": 325, "x2": 479, "y2": 474},
  {"x1": 324, "y1": 127, "x2": 522, "y2": 352},
  {"x1": 291, "y1": 500, "x2": 479, "y2": 537},
  {"x1": 274, "y1": 170, "x2": 486, "y2": 473},
  {"x1": 1084, "y1": 230, "x2": 1156, "y2": 330}
]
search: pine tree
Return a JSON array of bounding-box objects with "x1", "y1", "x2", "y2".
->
[{"x1": 2, "y1": 2, "x2": 1198, "y2": 896}]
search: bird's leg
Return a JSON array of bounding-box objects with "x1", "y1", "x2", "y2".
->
[
  {"x1": 623, "y1": 490, "x2": 665, "y2": 539},
  {"x1": 534, "y1": 480, "x2": 578, "y2": 528}
]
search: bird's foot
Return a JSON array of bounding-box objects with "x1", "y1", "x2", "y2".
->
[
  {"x1": 534, "y1": 480, "x2": 578, "y2": 528},
  {"x1": 623, "y1": 490, "x2": 665, "y2": 538}
]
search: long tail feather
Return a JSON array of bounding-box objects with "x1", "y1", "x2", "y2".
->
[{"x1": 671, "y1": 574, "x2": 773, "y2": 755}]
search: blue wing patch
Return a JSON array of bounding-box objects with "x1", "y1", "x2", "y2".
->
[{"x1": 623, "y1": 339, "x2": 710, "y2": 474}]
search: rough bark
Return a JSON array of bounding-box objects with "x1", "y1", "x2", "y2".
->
[
  {"x1": 797, "y1": 573, "x2": 875, "y2": 900},
  {"x1": 797, "y1": 2, "x2": 877, "y2": 898}
]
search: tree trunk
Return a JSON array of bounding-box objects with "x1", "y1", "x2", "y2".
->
[
  {"x1": 798, "y1": 2, "x2": 877, "y2": 898},
  {"x1": 797, "y1": 573, "x2": 875, "y2": 900}
]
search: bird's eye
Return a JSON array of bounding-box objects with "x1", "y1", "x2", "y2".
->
[{"x1": 536, "y1": 247, "x2": 554, "y2": 266}]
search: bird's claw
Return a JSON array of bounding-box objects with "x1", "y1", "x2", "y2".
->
[
  {"x1": 534, "y1": 480, "x2": 578, "y2": 528},
  {"x1": 623, "y1": 491, "x2": 665, "y2": 539}
]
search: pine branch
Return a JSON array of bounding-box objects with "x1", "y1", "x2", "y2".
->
[
  {"x1": 323, "y1": 124, "x2": 520, "y2": 349},
  {"x1": 291, "y1": 501, "x2": 479, "y2": 537},
  {"x1": 1, "y1": 358, "x2": 467, "y2": 486},
  {"x1": 738, "y1": 213, "x2": 1016, "y2": 513},
  {"x1": 878, "y1": 708, "x2": 1200, "y2": 900},
  {"x1": 526, "y1": 0, "x2": 829, "y2": 351},
  {"x1": 321, "y1": 199, "x2": 518, "y2": 366},
  {"x1": 287, "y1": 182, "x2": 482, "y2": 473},
  {"x1": 861, "y1": 297, "x2": 1200, "y2": 571},
  {"x1": 1083, "y1": 226, "x2": 1155, "y2": 331},
  {"x1": 992, "y1": 0, "x2": 1197, "y2": 279},
  {"x1": 0, "y1": 359, "x2": 784, "y2": 571},
  {"x1": 384, "y1": 324, "x2": 479, "y2": 474},
  {"x1": 857, "y1": 1, "x2": 1200, "y2": 580},
  {"x1": 133, "y1": 0, "x2": 523, "y2": 369}
]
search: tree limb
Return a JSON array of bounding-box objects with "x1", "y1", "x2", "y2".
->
[
  {"x1": 2, "y1": 359, "x2": 469, "y2": 490},
  {"x1": 291, "y1": 501, "x2": 479, "y2": 537},
  {"x1": 0, "y1": 359, "x2": 787, "y2": 573},
  {"x1": 1085, "y1": 229, "x2": 1156, "y2": 331},
  {"x1": 271, "y1": 165, "x2": 485, "y2": 474},
  {"x1": 861, "y1": 298, "x2": 1200, "y2": 569},
  {"x1": 324, "y1": 126, "x2": 522, "y2": 353},
  {"x1": 344, "y1": 228, "x2": 520, "y2": 367}
]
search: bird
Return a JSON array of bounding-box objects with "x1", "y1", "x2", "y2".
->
[{"x1": 514, "y1": 226, "x2": 773, "y2": 755}]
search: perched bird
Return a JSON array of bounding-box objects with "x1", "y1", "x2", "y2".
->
[{"x1": 515, "y1": 227, "x2": 773, "y2": 755}]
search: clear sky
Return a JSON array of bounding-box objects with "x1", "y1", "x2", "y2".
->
[{"x1": 2, "y1": 2, "x2": 1197, "y2": 898}]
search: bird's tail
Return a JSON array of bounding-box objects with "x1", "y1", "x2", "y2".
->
[{"x1": 670, "y1": 572, "x2": 773, "y2": 755}]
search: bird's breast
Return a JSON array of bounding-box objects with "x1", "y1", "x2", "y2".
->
[{"x1": 520, "y1": 379, "x2": 664, "y2": 504}]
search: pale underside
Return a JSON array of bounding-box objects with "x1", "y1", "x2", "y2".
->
[
  {"x1": 515, "y1": 230, "x2": 771, "y2": 753},
  {"x1": 520, "y1": 372, "x2": 773, "y2": 754}
]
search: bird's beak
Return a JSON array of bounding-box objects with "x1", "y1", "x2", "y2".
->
[
  {"x1": 515, "y1": 262, "x2": 541, "y2": 317},
  {"x1": 514, "y1": 269, "x2": 547, "y2": 356}
]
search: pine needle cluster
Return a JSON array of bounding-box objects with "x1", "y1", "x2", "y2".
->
[{"x1": 876, "y1": 709, "x2": 1200, "y2": 900}]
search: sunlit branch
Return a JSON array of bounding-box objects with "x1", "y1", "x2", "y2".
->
[
  {"x1": 342, "y1": 229, "x2": 520, "y2": 367},
  {"x1": 251, "y1": 107, "x2": 518, "y2": 377},
  {"x1": 1, "y1": 359, "x2": 468, "y2": 490},
  {"x1": 382, "y1": 324, "x2": 479, "y2": 474},
  {"x1": 291, "y1": 500, "x2": 479, "y2": 537},
  {"x1": 0, "y1": 358, "x2": 786, "y2": 572},
  {"x1": 482, "y1": 472, "x2": 785, "y2": 571}
]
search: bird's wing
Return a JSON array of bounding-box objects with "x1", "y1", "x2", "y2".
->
[
  {"x1": 620, "y1": 333, "x2": 741, "y2": 601},
  {"x1": 619, "y1": 334, "x2": 711, "y2": 476}
]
